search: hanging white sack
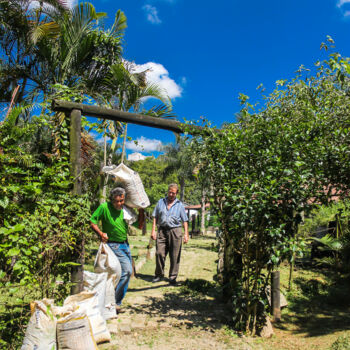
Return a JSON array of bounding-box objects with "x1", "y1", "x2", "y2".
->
[
  {"x1": 56, "y1": 310, "x2": 97, "y2": 350},
  {"x1": 21, "y1": 299, "x2": 57, "y2": 350},
  {"x1": 94, "y1": 243, "x2": 121, "y2": 319},
  {"x1": 102, "y1": 163, "x2": 150, "y2": 209},
  {"x1": 64, "y1": 291, "x2": 111, "y2": 344}
]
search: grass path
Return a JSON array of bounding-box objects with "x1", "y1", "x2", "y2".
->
[
  {"x1": 99, "y1": 234, "x2": 253, "y2": 350},
  {"x1": 98, "y1": 234, "x2": 350, "y2": 350}
]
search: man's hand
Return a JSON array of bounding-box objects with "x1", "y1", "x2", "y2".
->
[
  {"x1": 151, "y1": 217, "x2": 157, "y2": 240},
  {"x1": 151, "y1": 230, "x2": 157, "y2": 240},
  {"x1": 100, "y1": 232, "x2": 108, "y2": 243},
  {"x1": 183, "y1": 221, "x2": 189, "y2": 244}
]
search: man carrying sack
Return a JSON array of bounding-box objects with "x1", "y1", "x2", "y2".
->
[
  {"x1": 151, "y1": 183, "x2": 189, "y2": 285},
  {"x1": 90, "y1": 187, "x2": 144, "y2": 313}
]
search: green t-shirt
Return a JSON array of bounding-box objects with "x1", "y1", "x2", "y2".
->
[{"x1": 90, "y1": 202, "x2": 128, "y2": 242}]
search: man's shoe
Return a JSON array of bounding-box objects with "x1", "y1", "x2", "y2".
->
[
  {"x1": 152, "y1": 276, "x2": 163, "y2": 283},
  {"x1": 116, "y1": 305, "x2": 125, "y2": 314},
  {"x1": 169, "y1": 278, "x2": 177, "y2": 286}
]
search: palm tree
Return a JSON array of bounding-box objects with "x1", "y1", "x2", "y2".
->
[
  {"x1": 0, "y1": 0, "x2": 69, "y2": 106},
  {"x1": 0, "y1": 1, "x2": 126, "y2": 108}
]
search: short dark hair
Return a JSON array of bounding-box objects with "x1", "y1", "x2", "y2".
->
[{"x1": 109, "y1": 187, "x2": 126, "y2": 202}]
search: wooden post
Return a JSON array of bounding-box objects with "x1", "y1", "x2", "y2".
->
[
  {"x1": 142, "y1": 218, "x2": 147, "y2": 235},
  {"x1": 69, "y1": 108, "x2": 84, "y2": 294},
  {"x1": 271, "y1": 271, "x2": 281, "y2": 321},
  {"x1": 192, "y1": 214, "x2": 196, "y2": 233},
  {"x1": 70, "y1": 108, "x2": 82, "y2": 195}
]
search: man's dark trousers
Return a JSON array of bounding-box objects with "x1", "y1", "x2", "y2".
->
[{"x1": 155, "y1": 227, "x2": 182, "y2": 280}]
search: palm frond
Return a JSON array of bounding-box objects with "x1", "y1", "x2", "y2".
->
[
  {"x1": 312, "y1": 234, "x2": 343, "y2": 251},
  {"x1": 31, "y1": 21, "x2": 60, "y2": 44},
  {"x1": 110, "y1": 9, "x2": 127, "y2": 38},
  {"x1": 141, "y1": 103, "x2": 176, "y2": 119}
]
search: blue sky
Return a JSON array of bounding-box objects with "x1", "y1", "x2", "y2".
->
[{"x1": 86, "y1": 0, "x2": 350, "y2": 158}]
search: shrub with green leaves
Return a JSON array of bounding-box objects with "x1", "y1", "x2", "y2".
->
[{"x1": 191, "y1": 45, "x2": 350, "y2": 334}]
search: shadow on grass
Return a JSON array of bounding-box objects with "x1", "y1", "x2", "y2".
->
[
  {"x1": 186, "y1": 242, "x2": 219, "y2": 253},
  {"x1": 276, "y1": 269, "x2": 350, "y2": 337},
  {"x1": 127, "y1": 278, "x2": 230, "y2": 331}
]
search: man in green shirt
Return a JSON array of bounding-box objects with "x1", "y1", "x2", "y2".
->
[{"x1": 90, "y1": 187, "x2": 144, "y2": 312}]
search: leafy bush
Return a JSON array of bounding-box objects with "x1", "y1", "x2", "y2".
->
[
  {"x1": 299, "y1": 201, "x2": 350, "y2": 239},
  {"x1": 330, "y1": 335, "x2": 350, "y2": 350},
  {"x1": 191, "y1": 46, "x2": 350, "y2": 334}
]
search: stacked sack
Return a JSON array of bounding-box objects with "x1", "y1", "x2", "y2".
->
[
  {"x1": 21, "y1": 243, "x2": 121, "y2": 349},
  {"x1": 21, "y1": 291, "x2": 110, "y2": 350}
]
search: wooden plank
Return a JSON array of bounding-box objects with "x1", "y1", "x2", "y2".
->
[{"x1": 52, "y1": 99, "x2": 206, "y2": 135}]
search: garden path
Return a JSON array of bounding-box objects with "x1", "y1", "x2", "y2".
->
[{"x1": 99, "y1": 233, "x2": 254, "y2": 350}]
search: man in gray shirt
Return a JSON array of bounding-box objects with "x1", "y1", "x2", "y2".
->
[{"x1": 151, "y1": 183, "x2": 189, "y2": 285}]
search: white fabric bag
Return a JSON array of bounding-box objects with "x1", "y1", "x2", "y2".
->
[
  {"x1": 83, "y1": 270, "x2": 117, "y2": 321},
  {"x1": 56, "y1": 311, "x2": 97, "y2": 350},
  {"x1": 83, "y1": 271, "x2": 107, "y2": 319},
  {"x1": 21, "y1": 299, "x2": 57, "y2": 350},
  {"x1": 102, "y1": 163, "x2": 150, "y2": 208},
  {"x1": 93, "y1": 243, "x2": 121, "y2": 319},
  {"x1": 64, "y1": 291, "x2": 111, "y2": 344}
]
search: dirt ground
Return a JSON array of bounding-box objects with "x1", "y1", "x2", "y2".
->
[{"x1": 98, "y1": 234, "x2": 350, "y2": 350}]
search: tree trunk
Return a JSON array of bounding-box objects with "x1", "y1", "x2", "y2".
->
[
  {"x1": 222, "y1": 230, "x2": 242, "y2": 301},
  {"x1": 180, "y1": 177, "x2": 185, "y2": 202},
  {"x1": 121, "y1": 123, "x2": 128, "y2": 163},
  {"x1": 101, "y1": 133, "x2": 108, "y2": 204},
  {"x1": 201, "y1": 187, "x2": 206, "y2": 235}
]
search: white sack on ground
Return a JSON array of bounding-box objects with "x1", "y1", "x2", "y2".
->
[
  {"x1": 21, "y1": 299, "x2": 57, "y2": 350},
  {"x1": 93, "y1": 243, "x2": 121, "y2": 319},
  {"x1": 102, "y1": 163, "x2": 150, "y2": 209},
  {"x1": 56, "y1": 310, "x2": 97, "y2": 350},
  {"x1": 51, "y1": 303, "x2": 77, "y2": 318},
  {"x1": 64, "y1": 291, "x2": 111, "y2": 344},
  {"x1": 83, "y1": 271, "x2": 108, "y2": 319}
]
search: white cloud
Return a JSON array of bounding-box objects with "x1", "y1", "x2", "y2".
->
[
  {"x1": 128, "y1": 152, "x2": 147, "y2": 161},
  {"x1": 142, "y1": 4, "x2": 162, "y2": 24},
  {"x1": 30, "y1": 0, "x2": 76, "y2": 10},
  {"x1": 337, "y1": 0, "x2": 350, "y2": 7},
  {"x1": 126, "y1": 136, "x2": 163, "y2": 152},
  {"x1": 66, "y1": 0, "x2": 77, "y2": 8},
  {"x1": 133, "y1": 62, "x2": 183, "y2": 99}
]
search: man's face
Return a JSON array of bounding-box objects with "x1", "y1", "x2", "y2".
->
[
  {"x1": 112, "y1": 195, "x2": 125, "y2": 210},
  {"x1": 167, "y1": 187, "x2": 177, "y2": 202}
]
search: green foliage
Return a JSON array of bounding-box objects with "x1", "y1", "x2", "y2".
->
[
  {"x1": 128, "y1": 157, "x2": 176, "y2": 209},
  {"x1": 330, "y1": 336, "x2": 350, "y2": 350},
  {"x1": 299, "y1": 201, "x2": 350, "y2": 238},
  {"x1": 191, "y1": 47, "x2": 350, "y2": 334},
  {"x1": 0, "y1": 301, "x2": 30, "y2": 349},
  {"x1": 0, "y1": 106, "x2": 94, "y2": 346}
]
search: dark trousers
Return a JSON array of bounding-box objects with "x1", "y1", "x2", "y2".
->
[{"x1": 155, "y1": 227, "x2": 183, "y2": 280}]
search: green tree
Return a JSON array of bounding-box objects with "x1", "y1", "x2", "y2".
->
[
  {"x1": 162, "y1": 135, "x2": 195, "y2": 202},
  {"x1": 191, "y1": 46, "x2": 350, "y2": 334}
]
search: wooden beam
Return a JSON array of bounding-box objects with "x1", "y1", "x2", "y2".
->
[{"x1": 52, "y1": 99, "x2": 206, "y2": 135}]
